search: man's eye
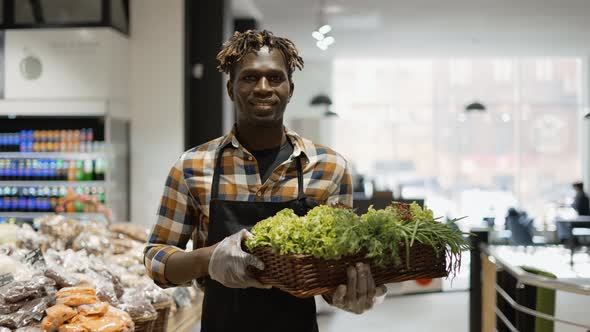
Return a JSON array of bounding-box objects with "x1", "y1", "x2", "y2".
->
[
  {"x1": 243, "y1": 76, "x2": 257, "y2": 81},
  {"x1": 269, "y1": 76, "x2": 283, "y2": 82}
]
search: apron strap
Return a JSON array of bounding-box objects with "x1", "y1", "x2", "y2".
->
[
  {"x1": 211, "y1": 146, "x2": 226, "y2": 200},
  {"x1": 296, "y1": 157, "x2": 305, "y2": 200},
  {"x1": 211, "y1": 143, "x2": 305, "y2": 200}
]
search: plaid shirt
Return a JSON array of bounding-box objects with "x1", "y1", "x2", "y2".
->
[{"x1": 144, "y1": 127, "x2": 353, "y2": 287}]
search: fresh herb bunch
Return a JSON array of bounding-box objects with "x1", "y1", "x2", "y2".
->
[{"x1": 245, "y1": 202, "x2": 470, "y2": 272}]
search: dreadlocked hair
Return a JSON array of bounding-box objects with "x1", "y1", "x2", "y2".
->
[{"x1": 216, "y1": 30, "x2": 304, "y2": 80}]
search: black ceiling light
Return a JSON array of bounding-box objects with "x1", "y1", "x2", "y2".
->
[
  {"x1": 465, "y1": 101, "x2": 486, "y2": 112},
  {"x1": 584, "y1": 112, "x2": 590, "y2": 119},
  {"x1": 310, "y1": 94, "x2": 338, "y2": 117},
  {"x1": 310, "y1": 94, "x2": 332, "y2": 106}
]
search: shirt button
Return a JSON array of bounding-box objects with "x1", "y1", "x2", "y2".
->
[
  {"x1": 256, "y1": 191, "x2": 262, "y2": 197},
  {"x1": 248, "y1": 156, "x2": 253, "y2": 161}
]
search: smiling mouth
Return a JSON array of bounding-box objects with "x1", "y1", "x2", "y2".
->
[{"x1": 250, "y1": 101, "x2": 276, "y2": 112}]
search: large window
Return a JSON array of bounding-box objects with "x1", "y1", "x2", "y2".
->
[{"x1": 331, "y1": 58, "x2": 584, "y2": 229}]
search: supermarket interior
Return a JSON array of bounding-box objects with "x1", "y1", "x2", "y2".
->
[{"x1": 1, "y1": 1, "x2": 590, "y2": 332}]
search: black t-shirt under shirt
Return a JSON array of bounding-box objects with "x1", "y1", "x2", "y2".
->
[{"x1": 251, "y1": 139, "x2": 294, "y2": 184}]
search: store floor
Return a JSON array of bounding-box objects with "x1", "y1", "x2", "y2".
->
[
  {"x1": 317, "y1": 291, "x2": 468, "y2": 332},
  {"x1": 188, "y1": 291, "x2": 469, "y2": 332}
]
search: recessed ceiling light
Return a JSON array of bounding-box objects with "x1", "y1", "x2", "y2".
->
[
  {"x1": 316, "y1": 40, "x2": 329, "y2": 51},
  {"x1": 319, "y1": 24, "x2": 332, "y2": 34},
  {"x1": 323, "y1": 36, "x2": 335, "y2": 46},
  {"x1": 312, "y1": 31, "x2": 324, "y2": 41}
]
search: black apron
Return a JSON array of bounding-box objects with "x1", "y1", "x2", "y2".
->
[{"x1": 200, "y1": 146, "x2": 319, "y2": 332}]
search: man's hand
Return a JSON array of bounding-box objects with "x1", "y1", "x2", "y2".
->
[
  {"x1": 331, "y1": 262, "x2": 387, "y2": 314},
  {"x1": 208, "y1": 229, "x2": 271, "y2": 289}
]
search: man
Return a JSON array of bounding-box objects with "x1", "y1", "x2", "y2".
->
[
  {"x1": 144, "y1": 30, "x2": 386, "y2": 332},
  {"x1": 572, "y1": 182, "x2": 589, "y2": 216}
]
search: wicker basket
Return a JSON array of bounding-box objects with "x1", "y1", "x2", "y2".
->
[
  {"x1": 152, "y1": 300, "x2": 172, "y2": 332},
  {"x1": 132, "y1": 312, "x2": 158, "y2": 332},
  {"x1": 250, "y1": 242, "x2": 448, "y2": 298}
]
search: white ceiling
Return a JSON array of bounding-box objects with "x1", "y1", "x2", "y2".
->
[{"x1": 246, "y1": 0, "x2": 590, "y2": 60}]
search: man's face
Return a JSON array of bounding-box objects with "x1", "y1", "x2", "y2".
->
[{"x1": 228, "y1": 46, "x2": 294, "y2": 127}]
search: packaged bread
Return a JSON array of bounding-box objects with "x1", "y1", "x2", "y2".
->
[
  {"x1": 56, "y1": 294, "x2": 99, "y2": 307},
  {"x1": 58, "y1": 324, "x2": 88, "y2": 332},
  {"x1": 109, "y1": 223, "x2": 148, "y2": 242},
  {"x1": 41, "y1": 304, "x2": 77, "y2": 332},
  {"x1": 56, "y1": 286, "x2": 99, "y2": 307},
  {"x1": 56, "y1": 287, "x2": 96, "y2": 298},
  {"x1": 77, "y1": 302, "x2": 109, "y2": 316}
]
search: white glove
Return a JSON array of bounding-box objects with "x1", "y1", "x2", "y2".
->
[
  {"x1": 331, "y1": 262, "x2": 388, "y2": 314},
  {"x1": 208, "y1": 229, "x2": 270, "y2": 289}
]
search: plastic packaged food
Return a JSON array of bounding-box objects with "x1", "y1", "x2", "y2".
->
[
  {"x1": 44, "y1": 266, "x2": 80, "y2": 289},
  {"x1": 56, "y1": 286, "x2": 99, "y2": 307},
  {"x1": 77, "y1": 302, "x2": 109, "y2": 316},
  {"x1": 0, "y1": 296, "x2": 52, "y2": 329},
  {"x1": 58, "y1": 324, "x2": 88, "y2": 332},
  {"x1": 0, "y1": 275, "x2": 55, "y2": 303},
  {"x1": 109, "y1": 223, "x2": 148, "y2": 242},
  {"x1": 41, "y1": 304, "x2": 77, "y2": 332},
  {"x1": 56, "y1": 287, "x2": 96, "y2": 298},
  {"x1": 16, "y1": 224, "x2": 50, "y2": 252},
  {"x1": 140, "y1": 283, "x2": 172, "y2": 304},
  {"x1": 0, "y1": 301, "x2": 22, "y2": 314},
  {"x1": 116, "y1": 289, "x2": 156, "y2": 320},
  {"x1": 72, "y1": 233, "x2": 110, "y2": 256},
  {"x1": 56, "y1": 294, "x2": 99, "y2": 307}
]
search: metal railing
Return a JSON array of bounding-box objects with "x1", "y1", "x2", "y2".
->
[{"x1": 469, "y1": 229, "x2": 590, "y2": 332}]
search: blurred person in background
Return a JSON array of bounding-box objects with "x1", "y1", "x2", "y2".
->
[{"x1": 572, "y1": 182, "x2": 590, "y2": 216}]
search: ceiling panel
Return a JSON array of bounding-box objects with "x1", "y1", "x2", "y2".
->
[{"x1": 249, "y1": 0, "x2": 590, "y2": 59}]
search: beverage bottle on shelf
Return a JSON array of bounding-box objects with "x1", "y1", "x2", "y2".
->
[
  {"x1": 80, "y1": 128, "x2": 87, "y2": 142},
  {"x1": 67, "y1": 160, "x2": 75, "y2": 182},
  {"x1": 97, "y1": 187, "x2": 106, "y2": 204},
  {"x1": 24, "y1": 159, "x2": 33, "y2": 180},
  {"x1": 1, "y1": 134, "x2": 7, "y2": 152},
  {"x1": 31, "y1": 159, "x2": 38, "y2": 180},
  {"x1": 87, "y1": 128, "x2": 94, "y2": 142},
  {"x1": 0, "y1": 133, "x2": 6, "y2": 152},
  {"x1": 16, "y1": 159, "x2": 25, "y2": 180},
  {"x1": 0, "y1": 159, "x2": 5, "y2": 180},
  {"x1": 49, "y1": 159, "x2": 57, "y2": 180},
  {"x1": 95, "y1": 158, "x2": 106, "y2": 181},
  {"x1": 83, "y1": 159, "x2": 93, "y2": 181},
  {"x1": 75, "y1": 160, "x2": 84, "y2": 181}
]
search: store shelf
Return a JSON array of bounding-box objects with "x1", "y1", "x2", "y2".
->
[
  {"x1": 0, "y1": 212, "x2": 107, "y2": 221},
  {"x1": 0, "y1": 181, "x2": 106, "y2": 187},
  {"x1": 0, "y1": 152, "x2": 106, "y2": 159}
]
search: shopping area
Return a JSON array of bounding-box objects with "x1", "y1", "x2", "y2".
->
[{"x1": 1, "y1": 1, "x2": 590, "y2": 331}]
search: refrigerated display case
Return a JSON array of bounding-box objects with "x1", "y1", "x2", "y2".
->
[{"x1": 0, "y1": 114, "x2": 129, "y2": 223}]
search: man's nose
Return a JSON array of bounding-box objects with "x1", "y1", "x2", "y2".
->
[{"x1": 254, "y1": 77, "x2": 272, "y2": 95}]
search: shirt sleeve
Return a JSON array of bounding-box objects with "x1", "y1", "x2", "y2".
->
[
  {"x1": 144, "y1": 157, "x2": 200, "y2": 288},
  {"x1": 325, "y1": 158, "x2": 353, "y2": 208}
]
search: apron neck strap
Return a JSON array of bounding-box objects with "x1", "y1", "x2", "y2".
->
[
  {"x1": 211, "y1": 145, "x2": 306, "y2": 200},
  {"x1": 295, "y1": 157, "x2": 305, "y2": 200}
]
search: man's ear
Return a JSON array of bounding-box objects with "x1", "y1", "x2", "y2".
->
[
  {"x1": 288, "y1": 82, "x2": 295, "y2": 102},
  {"x1": 227, "y1": 79, "x2": 234, "y2": 101}
]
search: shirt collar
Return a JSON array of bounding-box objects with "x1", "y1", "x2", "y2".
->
[{"x1": 220, "y1": 125, "x2": 309, "y2": 162}]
